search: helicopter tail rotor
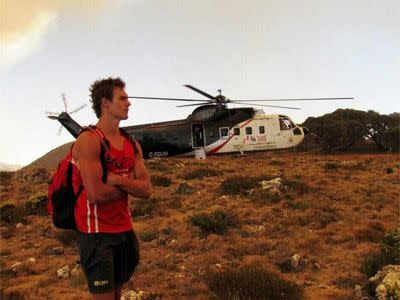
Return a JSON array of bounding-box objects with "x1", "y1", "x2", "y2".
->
[{"x1": 46, "y1": 93, "x2": 87, "y2": 135}]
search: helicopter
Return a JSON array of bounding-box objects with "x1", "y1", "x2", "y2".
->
[{"x1": 47, "y1": 85, "x2": 353, "y2": 159}]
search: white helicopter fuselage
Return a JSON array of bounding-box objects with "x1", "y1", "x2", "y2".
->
[{"x1": 204, "y1": 112, "x2": 306, "y2": 155}]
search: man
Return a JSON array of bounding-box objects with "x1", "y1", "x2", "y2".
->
[{"x1": 72, "y1": 77, "x2": 152, "y2": 300}]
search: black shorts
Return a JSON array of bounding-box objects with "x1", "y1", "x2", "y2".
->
[{"x1": 77, "y1": 230, "x2": 140, "y2": 293}]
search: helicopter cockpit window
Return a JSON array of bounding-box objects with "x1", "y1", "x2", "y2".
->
[
  {"x1": 279, "y1": 117, "x2": 293, "y2": 130},
  {"x1": 245, "y1": 127, "x2": 252, "y2": 135},
  {"x1": 219, "y1": 127, "x2": 229, "y2": 138},
  {"x1": 259, "y1": 126, "x2": 265, "y2": 134},
  {"x1": 233, "y1": 127, "x2": 240, "y2": 135}
]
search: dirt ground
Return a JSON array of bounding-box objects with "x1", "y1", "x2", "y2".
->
[{"x1": 0, "y1": 151, "x2": 399, "y2": 299}]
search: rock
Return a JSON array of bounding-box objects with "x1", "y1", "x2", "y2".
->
[
  {"x1": 57, "y1": 265, "x2": 70, "y2": 278},
  {"x1": 176, "y1": 183, "x2": 195, "y2": 194},
  {"x1": 215, "y1": 263, "x2": 222, "y2": 269},
  {"x1": 318, "y1": 283, "x2": 329, "y2": 289},
  {"x1": 369, "y1": 265, "x2": 400, "y2": 300},
  {"x1": 278, "y1": 253, "x2": 308, "y2": 272},
  {"x1": 291, "y1": 253, "x2": 301, "y2": 268},
  {"x1": 26, "y1": 257, "x2": 36, "y2": 263},
  {"x1": 121, "y1": 289, "x2": 146, "y2": 300},
  {"x1": 354, "y1": 284, "x2": 363, "y2": 298},
  {"x1": 11, "y1": 261, "x2": 21, "y2": 271},
  {"x1": 313, "y1": 262, "x2": 322, "y2": 271},
  {"x1": 259, "y1": 178, "x2": 285, "y2": 194},
  {"x1": 304, "y1": 280, "x2": 314, "y2": 287},
  {"x1": 179, "y1": 265, "x2": 186, "y2": 271},
  {"x1": 52, "y1": 247, "x2": 64, "y2": 255},
  {"x1": 15, "y1": 223, "x2": 23, "y2": 229},
  {"x1": 70, "y1": 264, "x2": 82, "y2": 278}
]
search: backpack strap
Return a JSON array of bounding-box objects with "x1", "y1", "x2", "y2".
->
[
  {"x1": 79, "y1": 125, "x2": 110, "y2": 183},
  {"x1": 119, "y1": 128, "x2": 139, "y2": 155}
]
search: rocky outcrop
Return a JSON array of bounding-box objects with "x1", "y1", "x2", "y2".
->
[{"x1": 369, "y1": 265, "x2": 400, "y2": 300}]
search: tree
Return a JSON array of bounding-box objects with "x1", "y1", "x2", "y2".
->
[{"x1": 303, "y1": 109, "x2": 367, "y2": 153}]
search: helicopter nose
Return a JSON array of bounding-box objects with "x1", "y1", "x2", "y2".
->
[{"x1": 302, "y1": 127, "x2": 309, "y2": 135}]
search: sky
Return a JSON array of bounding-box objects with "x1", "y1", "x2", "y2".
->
[{"x1": 0, "y1": 0, "x2": 399, "y2": 166}]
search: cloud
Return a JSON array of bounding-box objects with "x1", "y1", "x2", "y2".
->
[{"x1": 0, "y1": 0, "x2": 106, "y2": 70}]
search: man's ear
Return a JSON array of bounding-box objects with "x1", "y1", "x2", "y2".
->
[{"x1": 101, "y1": 97, "x2": 110, "y2": 109}]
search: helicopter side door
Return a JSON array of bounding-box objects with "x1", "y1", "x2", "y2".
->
[{"x1": 191, "y1": 123, "x2": 205, "y2": 148}]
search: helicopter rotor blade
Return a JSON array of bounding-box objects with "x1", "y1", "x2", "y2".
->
[
  {"x1": 57, "y1": 125, "x2": 63, "y2": 135},
  {"x1": 69, "y1": 104, "x2": 87, "y2": 114},
  {"x1": 184, "y1": 85, "x2": 216, "y2": 100},
  {"x1": 232, "y1": 101, "x2": 301, "y2": 110},
  {"x1": 45, "y1": 111, "x2": 61, "y2": 115},
  {"x1": 176, "y1": 103, "x2": 210, "y2": 107},
  {"x1": 61, "y1": 93, "x2": 67, "y2": 112},
  {"x1": 230, "y1": 97, "x2": 354, "y2": 102},
  {"x1": 128, "y1": 96, "x2": 211, "y2": 102}
]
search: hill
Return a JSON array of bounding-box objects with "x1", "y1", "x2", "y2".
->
[
  {"x1": 0, "y1": 162, "x2": 24, "y2": 172},
  {"x1": 24, "y1": 142, "x2": 73, "y2": 171},
  {"x1": 0, "y1": 152, "x2": 399, "y2": 299}
]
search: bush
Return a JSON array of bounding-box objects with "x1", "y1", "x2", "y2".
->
[
  {"x1": 189, "y1": 209, "x2": 239, "y2": 235},
  {"x1": 386, "y1": 167, "x2": 394, "y2": 174},
  {"x1": 151, "y1": 174, "x2": 172, "y2": 187},
  {"x1": 183, "y1": 168, "x2": 221, "y2": 180},
  {"x1": 285, "y1": 180, "x2": 311, "y2": 195},
  {"x1": 361, "y1": 226, "x2": 400, "y2": 277},
  {"x1": 131, "y1": 197, "x2": 159, "y2": 218},
  {"x1": 55, "y1": 230, "x2": 78, "y2": 247},
  {"x1": 26, "y1": 192, "x2": 48, "y2": 215},
  {"x1": 220, "y1": 176, "x2": 266, "y2": 195},
  {"x1": 270, "y1": 160, "x2": 285, "y2": 166},
  {"x1": 324, "y1": 162, "x2": 340, "y2": 170},
  {"x1": 139, "y1": 230, "x2": 159, "y2": 242},
  {"x1": 250, "y1": 190, "x2": 281, "y2": 203},
  {"x1": 355, "y1": 222, "x2": 385, "y2": 243},
  {"x1": 0, "y1": 203, "x2": 28, "y2": 225},
  {"x1": 205, "y1": 265, "x2": 304, "y2": 300}
]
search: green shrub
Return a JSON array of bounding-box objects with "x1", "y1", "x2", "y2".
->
[
  {"x1": 139, "y1": 230, "x2": 159, "y2": 242},
  {"x1": 324, "y1": 161, "x2": 340, "y2": 170},
  {"x1": 220, "y1": 176, "x2": 266, "y2": 195},
  {"x1": 189, "y1": 209, "x2": 239, "y2": 235},
  {"x1": 183, "y1": 168, "x2": 221, "y2": 180},
  {"x1": 131, "y1": 197, "x2": 159, "y2": 218},
  {"x1": 55, "y1": 230, "x2": 78, "y2": 247},
  {"x1": 285, "y1": 180, "x2": 311, "y2": 195},
  {"x1": 205, "y1": 265, "x2": 304, "y2": 300},
  {"x1": 250, "y1": 190, "x2": 281, "y2": 203},
  {"x1": 361, "y1": 226, "x2": 400, "y2": 277},
  {"x1": 287, "y1": 199, "x2": 312, "y2": 210},
  {"x1": 151, "y1": 174, "x2": 172, "y2": 187},
  {"x1": 166, "y1": 196, "x2": 183, "y2": 209},
  {"x1": 270, "y1": 160, "x2": 286, "y2": 166},
  {"x1": 26, "y1": 192, "x2": 48, "y2": 215},
  {"x1": 386, "y1": 167, "x2": 394, "y2": 174},
  {"x1": 0, "y1": 203, "x2": 28, "y2": 225}
]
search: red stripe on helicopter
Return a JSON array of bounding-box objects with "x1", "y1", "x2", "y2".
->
[
  {"x1": 207, "y1": 118, "x2": 254, "y2": 155},
  {"x1": 206, "y1": 134, "x2": 235, "y2": 155},
  {"x1": 240, "y1": 119, "x2": 253, "y2": 128}
]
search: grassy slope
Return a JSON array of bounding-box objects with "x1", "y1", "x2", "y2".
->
[{"x1": 0, "y1": 151, "x2": 399, "y2": 299}]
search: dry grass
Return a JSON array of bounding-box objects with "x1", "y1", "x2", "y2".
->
[{"x1": 0, "y1": 152, "x2": 398, "y2": 299}]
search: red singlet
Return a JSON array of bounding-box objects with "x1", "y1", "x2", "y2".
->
[{"x1": 74, "y1": 136, "x2": 136, "y2": 233}]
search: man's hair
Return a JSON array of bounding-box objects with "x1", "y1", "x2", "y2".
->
[{"x1": 89, "y1": 77, "x2": 126, "y2": 118}]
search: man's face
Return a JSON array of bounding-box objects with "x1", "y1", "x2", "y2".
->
[{"x1": 107, "y1": 87, "x2": 131, "y2": 120}]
